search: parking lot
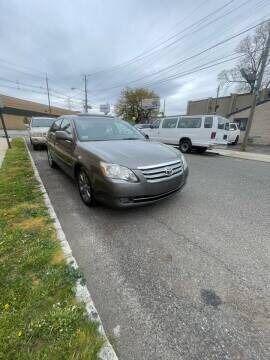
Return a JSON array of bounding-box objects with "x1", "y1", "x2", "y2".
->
[{"x1": 29, "y1": 145, "x2": 269, "y2": 360}]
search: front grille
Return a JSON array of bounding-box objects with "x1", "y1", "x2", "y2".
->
[
  {"x1": 32, "y1": 132, "x2": 46, "y2": 137},
  {"x1": 138, "y1": 160, "x2": 183, "y2": 183},
  {"x1": 132, "y1": 185, "x2": 183, "y2": 203}
]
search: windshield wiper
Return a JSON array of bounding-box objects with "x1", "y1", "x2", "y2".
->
[{"x1": 122, "y1": 137, "x2": 140, "y2": 140}]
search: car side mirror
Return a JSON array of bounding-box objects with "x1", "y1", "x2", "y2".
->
[
  {"x1": 55, "y1": 130, "x2": 73, "y2": 142},
  {"x1": 144, "y1": 133, "x2": 149, "y2": 140},
  {"x1": 149, "y1": 124, "x2": 153, "y2": 129}
]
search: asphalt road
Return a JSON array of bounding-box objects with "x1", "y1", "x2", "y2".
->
[{"x1": 29, "y1": 145, "x2": 270, "y2": 360}]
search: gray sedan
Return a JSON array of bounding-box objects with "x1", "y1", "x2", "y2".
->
[{"x1": 46, "y1": 114, "x2": 188, "y2": 207}]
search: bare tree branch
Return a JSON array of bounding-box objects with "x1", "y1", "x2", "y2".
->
[{"x1": 218, "y1": 23, "x2": 270, "y2": 93}]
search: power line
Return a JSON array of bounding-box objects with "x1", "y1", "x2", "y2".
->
[
  {"x1": 94, "y1": 18, "x2": 269, "y2": 92},
  {"x1": 96, "y1": 0, "x2": 267, "y2": 91},
  {"x1": 86, "y1": 0, "x2": 237, "y2": 78}
]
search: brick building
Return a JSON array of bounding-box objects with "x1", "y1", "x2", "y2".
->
[{"x1": 0, "y1": 94, "x2": 77, "y2": 130}]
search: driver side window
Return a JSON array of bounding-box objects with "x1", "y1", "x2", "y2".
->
[{"x1": 60, "y1": 118, "x2": 72, "y2": 134}]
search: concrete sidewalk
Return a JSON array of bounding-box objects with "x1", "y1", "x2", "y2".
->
[
  {"x1": 0, "y1": 138, "x2": 9, "y2": 168},
  {"x1": 208, "y1": 148, "x2": 270, "y2": 163}
]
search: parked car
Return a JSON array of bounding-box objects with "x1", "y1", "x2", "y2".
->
[
  {"x1": 46, "y1": 114, "x2": 188, "y2": 208},
  {"x1": 142, "y1": 115, "x2": 230, "y2": 153},
  {"x1": 227, "y1": 122, "x2": 240, "y2": 145},
  {"x1": 28, "y1": 117, "x2": 55, "y2": 150}
]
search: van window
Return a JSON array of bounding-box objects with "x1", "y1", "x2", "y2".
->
[
  {"x1": 152, "y1": 119, "x2": 161, "y2": 128},
  {"x1": 178, "y1": 117, "x2": 201, "y2": 128},
  {"x1": 162, "y1": 117, "x2": 178, "y2": 128},
  {"x1": 218, "y1": 117, "x2": 226, "y2": 129},
  {"x1": 204, "y1": 116, "x2": 213, "y2": 128},
  {"x1": 230, "y1": 123, "x2": 237, "y2": 130}
]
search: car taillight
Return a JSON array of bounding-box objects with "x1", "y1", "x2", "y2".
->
[{"x1": 211, "y1": 131, "x2": 216, "y2": 139}]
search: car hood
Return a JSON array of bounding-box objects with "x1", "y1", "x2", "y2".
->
[
  {"x1": 79, "y1": 140, "x2": 179, "y2": 168},
  {"x1": 30, "y1": 127, "x2": 50, "y2": 133}
]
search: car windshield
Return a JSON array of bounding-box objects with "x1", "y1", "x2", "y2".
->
[
  {"x1": 31, "y1": 118, "x2": 55, "y2": 127},
  {"x1": 74, "y1": 117, "x2": 145, "y2": 141}
]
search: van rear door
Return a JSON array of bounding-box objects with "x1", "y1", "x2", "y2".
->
[{"x1": 216, "y1": 117, "x2": 229, "y2": 144}]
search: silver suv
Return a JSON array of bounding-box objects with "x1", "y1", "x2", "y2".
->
[{"x1": 28, "y1": 117, "x2": 55, "y2": 150}]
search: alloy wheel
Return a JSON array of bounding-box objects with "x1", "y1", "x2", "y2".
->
[{"x1": 78, "y1": 169, "x2": 92, "y2": 204}]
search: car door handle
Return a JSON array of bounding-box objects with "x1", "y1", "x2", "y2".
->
[{"x1": 64, "y1": 139, "x2": 73, "y2": 143}]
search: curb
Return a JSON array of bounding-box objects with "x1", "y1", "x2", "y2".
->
[
  {"x1": 207, "y1": 149, "x2": 270, "y2": 163},
  {"x1": 25, "y1": 141, "x2": 118, "y2": 360}
]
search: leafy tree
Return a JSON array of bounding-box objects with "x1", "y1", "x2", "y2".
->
[
  {"x1": 218, "y1": 23, "x2": 270, "y2": 93},
  {"x1": 115, "y1": 87, "x2": 160, "y2": 123}
]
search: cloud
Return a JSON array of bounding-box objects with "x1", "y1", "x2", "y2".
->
[{"x1": 0, "y1": 0, "x2": 268, "y2": 113}]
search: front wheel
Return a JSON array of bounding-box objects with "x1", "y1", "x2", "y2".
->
[
  {"x1": 179, "y1": 139, "x2": 192, "y2": 153},
  {"x1": 47, "y1": 148, "x2": 57, "y2": 168},
  {"x1": 77, "y1": 168, "x2": 95, "y2": 206}
]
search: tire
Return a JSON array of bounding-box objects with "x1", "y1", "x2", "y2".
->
[
  {"x1": 179, "y1": 139, "x2": 192, "y2": 153},
  {"x1": 233, "y1": 135, "x2": 239, "y2": 145},
  {"x1": 196, "y1": 147, "x2": 207, "y2": 154},
  {"x1": 77, "y1": 168, "x2": 95, "y2": 206},
  {"x1": 47, "y1": 148, "x2": 57, "y2": 168}
]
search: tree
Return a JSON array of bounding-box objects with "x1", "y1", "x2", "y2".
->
[
  {"x1": 218, "y1": 23, "x2": 270, "y2": 93},
  {"x1": 115, "y1": 87, "x2": 160, "y2": 123}
]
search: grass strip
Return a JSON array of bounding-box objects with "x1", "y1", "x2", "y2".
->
[{"x1": 0, "y1": 139, "x2": 104, "y2": 359}]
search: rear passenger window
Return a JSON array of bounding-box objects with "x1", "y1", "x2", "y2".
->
[
  {"x1": 178, "y1": 117, "x2": 202, "y2": 128},
  {"x1": 204, "y1": 116, "x2": 213, "y2": 128},
  {"x1": 162, "y1": 117, "x2": 178, "y2": 128}
]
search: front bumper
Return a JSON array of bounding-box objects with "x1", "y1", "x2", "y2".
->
[{"x1": 94, "y1": 167, "x2": 188, "y2": 208}]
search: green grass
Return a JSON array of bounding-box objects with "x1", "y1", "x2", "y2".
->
[{"x1": 0, "y1": 139, "x2": 104, "y2": 359}]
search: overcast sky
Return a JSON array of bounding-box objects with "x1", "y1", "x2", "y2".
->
[{"x1": 0, "y1": 0, "x2": 269, "y2": 114}]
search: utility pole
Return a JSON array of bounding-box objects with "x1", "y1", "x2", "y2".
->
[
  {"x1": 0, "y1": 96, "x2": 11, "y2": 149},
  {"x1": 214, "y1": 84, "x2": 220, "y2": 114},
  {"x1": 84, "y1": 75, "x2": 88, "y2": 113},
  {"x1": 241, "y1": 22, "x2": 270, "y2": 151},
  {"x1": 163, "y1": 99, "x2": 166, "y2": 116},
  {"x1": 45, "y1": 73, "x2": 51, "y2": 113}
]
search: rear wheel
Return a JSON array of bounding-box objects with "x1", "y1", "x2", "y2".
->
[
  {"x1": 179, "y1": 139, "x2": 192, "y2": 153},
  {"x1": 47, "y1": 148, "x2": 57, "y2": 168},
  {"x1": 196, "y1": 147, "x2": 207, "y2": 154},
  {"x1": 77, "y1": 168, "x2": 95, "y2": 206}
]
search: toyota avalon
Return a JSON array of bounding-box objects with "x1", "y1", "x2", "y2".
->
[{"x1": 46, "y1": 114, "x2": 188, "y2": 207}]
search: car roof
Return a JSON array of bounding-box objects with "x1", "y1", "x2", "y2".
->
[
  {"x1": 31, "y1": 116, "x2": 55, "y2": 119},
  {"x1": 59, "y1": 113, "x2": 115, "y2": 120}
]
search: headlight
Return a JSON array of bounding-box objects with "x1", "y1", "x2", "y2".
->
[
  {"x1": 179, "y1": 153, "x2": 188, "y2": 169},
  {"x1": 100, "y1": 162, "x2": 138, "y2": 182}
]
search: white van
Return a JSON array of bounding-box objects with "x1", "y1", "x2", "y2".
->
[{"x1": 143, "y1": 115, "x2": 229, "y2": 153}]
